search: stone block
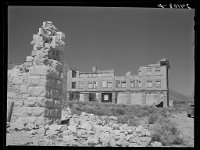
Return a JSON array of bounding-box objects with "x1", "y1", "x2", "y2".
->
[
  {"x1": 36, "y1": 97, "x2": 45, "y2": 107},
  {"x1": 24, "y1": 97, "x2": 37, "y2": 107},
  {"x1": 26, "y1": 107, "x2": 33, "y2": 116},
  {"x1": 29, "y1": 86, "x2": 47, "y2": 97},
  {"x1": 35, "y1": 117, "x2": 53, "y2": 126},
  {"x1": 11, "y1": 77, "x2": 23, "y2": 85},
  {"x1": 28, "y1": 86, "x2": 34, "y2": 96},
  {"x1": 21, "y1": 94, "x2": 29, "y2": 98},
  {"x1": 32, "y1": 107, "x2": 47, "y2": 117},
  {"x1": 26, "y1": 56, "x2": 34, "y2": 62},
  {"x1": 40, "y1": 76, "x2": 47, "y2": 85},
  {"x1": 36, "y1": 97, "x2": 54, "y2": 108},
  {"x1": 35, "y1": 65, "x2": 49, "y2": 76},
  {"x1": 35, "y1": 58, "x2": 47, "y2": 66},
  {"x1": 12, "y1": 106, "x2": 27, "y2": 117},
  {"x1": 31, "y1": 50, "x2": 37, "y2": 56},
  {"x1": 20, "y1": 84, "x2": 28, "y2": 93},
  {"x1": 13, "y1": 100, "x2": 24, "y2": 107},
  {"x1": 7, "y1": 92, "x2": 21, "y2": 99},
  {"x1": 29, "y1": 76, "x2": 42, "y2": 86},
  {"x1": 29, "y1": 66, "x2": 35, "y2": 75}
]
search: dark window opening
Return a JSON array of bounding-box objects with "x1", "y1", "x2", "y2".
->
[
  {"x1": 72, "y1": 71, "x2": 76, "y2": 78},
  {"x1": 72, "y1": 82, "x2": 76, "y2": 89},
  {"x1": 89, "y1": 93, "x2": 96, "y2": 101}
]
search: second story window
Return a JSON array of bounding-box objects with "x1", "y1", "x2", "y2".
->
[
  {"x1": 147, "y1": 80, "x2": 153, "y2": 88},
  {"x1": 93, "y1": 81, "x2": 98, "y2": 88},
  {"x1": 155, "y1": 67, "x2": 161, "y2": 75},
  {"x1": 135, "y1": 80, "x2": 141, "y2": 88},
  {"x1": 146, "y1": 68, "x2": 152, "y2": 75},
  {"x1": 88, "y1": 81, "x2": 93, "y2": 89},
  {"x1": 155, "y1": 80, "x2": 161, "y2": 88},
  {"x1": 88, "y1": 81, "x2": 98, "y2": 89},
  {"x1": 138, "y1": 80, "x2": 141, "y2": 87},
  {"x1": 102, "y1": 81, "x2": 107, "y2": 88},
  {"x1": 72, "y1": 82, "x2": 76, "y2": 89},
  {"x1": 72, "y1": 71, "x2": 76, "y2": 78},
  {"x1": 121, "y1": 81, "x2": 126, "y2": 88},
  {"x1": 107, "y1": 81, "x2": 112, "y2": 88},
  {"x1": 130, "y1": 80, "x2": 135, "y2": 88}
]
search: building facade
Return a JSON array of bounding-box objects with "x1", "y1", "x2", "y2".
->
[{"x1": 63, "y1": 58, "x2": 170, "y2": 107}]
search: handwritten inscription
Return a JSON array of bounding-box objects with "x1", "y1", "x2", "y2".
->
[{"x1": 158, "y1": 4, "x2": 191, "y2": 9}]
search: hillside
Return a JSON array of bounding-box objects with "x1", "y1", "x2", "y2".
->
[{"x1": 169, "y1": 89, "x2": 193, "y2": 105}]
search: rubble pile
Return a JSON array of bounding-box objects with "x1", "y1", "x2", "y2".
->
[
  {"x1": 7, "y1": 110, "x2": 154, "y2": 147},
  {"x1": 7, "y1": 21, "x2": 65, "y2": 125}
]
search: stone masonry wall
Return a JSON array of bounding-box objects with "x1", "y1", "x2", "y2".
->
[{"x1": 7, "y1": 21, "x2": 65, "y2": 127}]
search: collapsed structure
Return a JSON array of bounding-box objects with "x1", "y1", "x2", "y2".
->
[
  {"x1": 64, "y1": 58, "x2": 170, "y2": 107},
  {"x1": 7, "y1": 21, "x2": 65, "y2": 125}
]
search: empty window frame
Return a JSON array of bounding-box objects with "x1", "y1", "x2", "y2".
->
[
  {"x1": 147, "y1": 80, "x2": 153, "y2": 88},
  {"x1": 130, "y1": 80, "x2": 135, "y2": 88},
  {"x1": 155, "y1": 80, "x2": 161, "y2": 88},
  {"x1": 72, "y1": 82, "x2": 76, "y2": 89},
  {"x1": 88, "y1": 81, "x2": 93, "y2": 89},
  {"x1": 146, "y1": 68, "x2": 152, "y2": 75},
  {"x1": 72, "y1": 71, "x2": 76, "y2": 78},
  {"x1": 93, "y1": 81, "x2": 98, "y2": 88},
  {"x1": 135, "y1": 80, "x2": 141, "y2": 88},
  {"x1": 121, "y1": 80, "x2": 126, "y2": 88},
  {"x1": 107, "y1": 81, "x2": 112, "y2": 88},
  {"x1": 102, "y1": 80, "x2": 107, "y2": 88},
  {"x1": 138, "y1": 80, "x2": 141, "y2": 87},
  {"x1": 155, "y1": 67, "x2": 161, "y2": 74}
]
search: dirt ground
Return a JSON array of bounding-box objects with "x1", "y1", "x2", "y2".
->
[{"x1": 170, "y1": 111, "x2": 194, "y2": 147}]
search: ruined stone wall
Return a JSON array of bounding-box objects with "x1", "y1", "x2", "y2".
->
[{"x1": 7, "y1": 21, "x2": 65, "y2": 127}]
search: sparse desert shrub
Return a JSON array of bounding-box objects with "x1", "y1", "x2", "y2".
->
[
  {"x1": 148, "y1": 113, "x2": 160, "y2": 124},
  {"x1": 93, "y1": 106, "x2": 112, "y2": 116},
  {"x1": 117, "y1": 115, "x2": 129, "y2": 124},
  {"x1": 151, "y1": 116, "x2": 184, "y2": 146},
  {"x1": 111, "y1": 107, "x2": 126, "y2": 116},
  {"x1": 128, "y1": 117, "x2": 140, "y2": 126},
  {"x1": 70, "y1": 107, "x2": 81, "y2": 115}
]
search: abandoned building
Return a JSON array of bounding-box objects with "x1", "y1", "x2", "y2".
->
[{"x1": 63, "y1": 58, "x2": 170, "y2": 107}]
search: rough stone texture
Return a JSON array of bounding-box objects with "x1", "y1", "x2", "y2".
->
[
  {"x1": 7, "y1": 110, "x2": 153, "y2": 146},
  {"x1": 7, "y1": 21, "x2": 65, "y2": 126}
]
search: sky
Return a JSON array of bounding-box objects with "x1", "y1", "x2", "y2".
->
[{"x1": 8, "y1": 6, "x2": 194, "y2": 96}]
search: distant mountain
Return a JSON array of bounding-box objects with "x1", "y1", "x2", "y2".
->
[{"x1": 169, "y1": 89, "x2": 193, "y2": 104}]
